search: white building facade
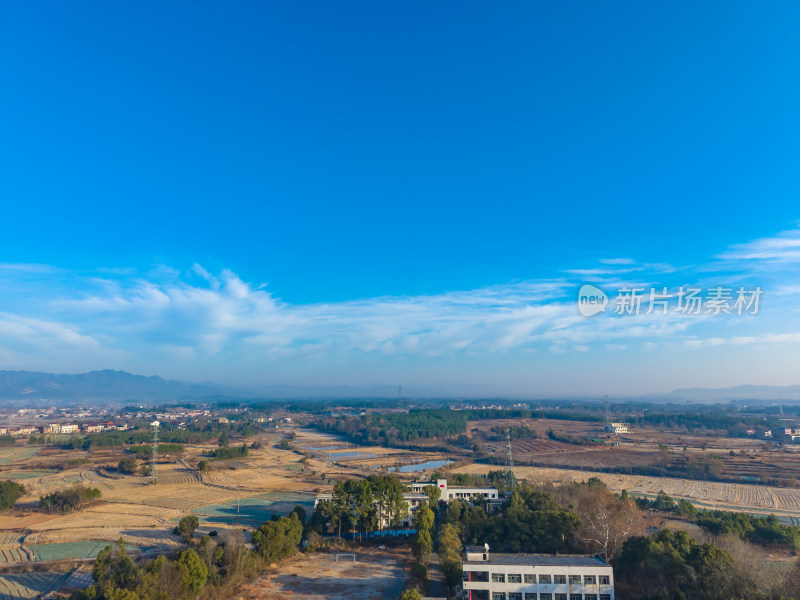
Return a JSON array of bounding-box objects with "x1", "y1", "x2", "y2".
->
[
  {"x1": 462, "y1": 548, "x2": 614, "y2": 600},
  {"x1": 410, "y1": 479, "x2": 499, "y2": 502},
  {"x1": 604, "y1": 423, "x2": 628, "y2": 435}
]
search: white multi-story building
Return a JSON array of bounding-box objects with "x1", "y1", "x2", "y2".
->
[
  {"x1": 604, "y1": 423, "x2": 628, "y2": 435},
  {"x1": 410, "y1": 479, "x2": 499, "y2": 502},
  {"x1": 462, "y1": 547, "x2": 614, "y2": 600}
]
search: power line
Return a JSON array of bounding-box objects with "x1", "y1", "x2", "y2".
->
[{"x1": 150, "y1": 421, "x2": 159, "y2": 485}]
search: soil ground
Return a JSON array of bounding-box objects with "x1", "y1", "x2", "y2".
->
[{"x1": 236, "y1": 549, "x2": 409, "y2": 600}]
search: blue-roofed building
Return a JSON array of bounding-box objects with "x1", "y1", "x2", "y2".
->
[{"x1": 462, "y1": 546, "x2": 614, "y2": 600}]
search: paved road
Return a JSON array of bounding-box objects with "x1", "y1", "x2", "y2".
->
[{"x1": 426, "y1": 552, "x2": 447, "y2": 598}]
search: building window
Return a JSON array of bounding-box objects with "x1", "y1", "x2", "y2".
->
[
  {"x1": 509, "y1": 595, "x2": 522, "y2": 600},
  {"x1": 600, "y1": 595, "x2": 611, "y2": 600},
  {"x1": 525, "y1": 594, "x2": 537, "y2": 600},
  {"x1": 570, "y1": 595, "x2": 582, "y2": 600},
  {"x1": 555, "y1": 595, "x2": 567, "y2": 600},
  {"x1": 524, "y1": 574, "x2": 536, "y2": 584},
  {"x1": 539, "y1": 595, "x2": 553, "y2": 600},
  {"x1": 569, "y1": 575, "x2": 582, "y2": 585},
  {"x1": 492, "y1": 573, "x2": 506, "y2": 583},
  {"x1": 554, "y1": 575, "x2": 567, "y2": 584},
  {"x1": 584, "y1": 576, "x2": 596, "y2": 585},
  {"x1": 493, "y1": 594, "x2": 506, "y2": 600},
  {"x1": 599, "y1": 576, "x2": 610, "y2": 585},
  {"x1": 508, "y1": 574, "x2": 522, "y2": 584},
  {"x1": 539, "y1": 574, "x2": 552, "y2": 584},
  {"x1": 585, "y1": 595, "x2": 597, "y2": 600}
]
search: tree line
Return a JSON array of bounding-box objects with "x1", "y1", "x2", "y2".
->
[
  {"x1": 309, "y1": 474, "x2": 412, "y2": 539},
  {"x1": 40, "y1": 485, "x2": 101, "y2": 513},
  {"x1": 72, "y1": 509, "x2": 305, "y2": 600}
]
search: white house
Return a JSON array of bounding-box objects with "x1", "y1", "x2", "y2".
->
[{"x1": 604, "y1": 423, "x2": 628, "y2": 435}]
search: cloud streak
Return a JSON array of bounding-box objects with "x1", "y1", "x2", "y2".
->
[{"x1": 0, "y1": 225, "x2": 798, "y2": 391}]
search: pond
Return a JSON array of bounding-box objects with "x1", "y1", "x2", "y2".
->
[{"x1": 392, "y1": 459, "x2": 453, "y2": 473}]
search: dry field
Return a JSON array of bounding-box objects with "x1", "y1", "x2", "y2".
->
[
  {"x1": 0, "y1": 570, "x2": 71, "y2": 599},
  {"x1": 0, "y1": 437, "x2": 335, "y2": 566},
  {"x1": 454, "y1": 463, "x2": 800, "y2": 517},
  {"x1": 470, "y1": 418, "x2": 800, "y2": 482},
  {"x1": 237, "y1": 549, "x2": 409, "y2": 600}
]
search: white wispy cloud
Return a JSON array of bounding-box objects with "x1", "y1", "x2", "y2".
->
[
  {"x1": 0, "y1": 223, "x2": 797, "y2": 385},
  {"x1": 717, "y1": 226, "x2": 800, "y2": 262}
]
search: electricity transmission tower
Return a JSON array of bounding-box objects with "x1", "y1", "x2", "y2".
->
[
  {"x1": 504, "y1": 428, "x2": 516, "y2": 489},
  {"x1": 150, "y1": 421, "x2": 160, "y2": 484},
  {"x1": 604, "y1": 395, "x2": 610, "y2": 426}
]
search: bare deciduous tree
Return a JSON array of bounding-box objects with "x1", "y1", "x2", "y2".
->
[{"x1": 576, "y1": 487, "x2": 645, "y2": 560}]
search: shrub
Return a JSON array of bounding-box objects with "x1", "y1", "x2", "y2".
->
[
  {"x1": 0, "y1": 480, "x2": 26, "y2": 510},
  {"x1": 174, "y1": 515, "x2": 199, "y2": 541},
  {"x1": 39, "y1": 486, "x2": 101, "y2": 512},
  {"x1": 252, "y1": 514, "x2": 302, "y2": 562},
  {"x1": 118, "y1": 457, "x2": 137, "y2": 474}
]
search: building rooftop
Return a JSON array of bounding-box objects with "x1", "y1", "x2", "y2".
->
[{"x1": 463, "y1": 551, "x2": 609, "y2": 568}]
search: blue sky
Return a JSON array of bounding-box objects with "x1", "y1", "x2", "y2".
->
[{"x1": 1, "y1": 2, "x2": 799, "y2": 396}]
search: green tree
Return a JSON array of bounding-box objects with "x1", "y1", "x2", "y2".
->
[
  {"x1": 412, "y1": 500, "x2": 434, "y2": 534},
  {"x1": 616, "y1": 529, "x2": 754, "y2": 600},
  {"x1": 118, "y1": 457, "x2": 137, "y2": 474},
  {"x1": 0, "y1": 480, "x2": 25, "y2": 510},
  {"x1": 175, "y1": 548, "x2": 208, "y2": 597},
  {"x1": 676, "y1": 499, "x2": 698, "y2": 519},
  {"x1": 252, "y1": 514, "x2": 302, "y2": 562},
  {"x1": 174, "y1": 515, "x2": 199, "y2": 541},
  {"x1": 438, "y1": 523, "x2": 463, "y2": 595},
  {"x1": 291, "y1": 504, "x2": 307, "y2": 526},
  {"x1": 399, "y1": 589, "x2": 422, "y2": 600},
  {"x1": 412, "y1": 528, "x2": 433, "y2": 561},
  {"x1": 423, "y1": 484, "x2": 441, "y2": 507}
]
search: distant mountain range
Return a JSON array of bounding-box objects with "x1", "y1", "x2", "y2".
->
[
  {"x1": 1, "y1": 369, "x2": 799, "y2": 404},
  {"x1": 0, "y1": 370, "x2": 232, "y2": 403},
  {"x1": 0, "y1": 370, "x2": 428, "y2": 404},
  {"x1": 664, "y1": 384, "x2": 800, "y2": 403}
]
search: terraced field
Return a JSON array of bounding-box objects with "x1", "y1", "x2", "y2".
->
[
  {"x1": 0, "y1": 535, "x2": 33, "y2": 565},
  {"x1": 34, "y1": 541, "x2": 139, "y2": 561},
  {"x1": 0, "y1": 446, "x2": 38, "y2": 465},
  {"x1": 0, "y1": 435, "x2": 333, "y2": 568},
  {"x1": 0, "y1": 571, "x2": 70, "y2": 599}
]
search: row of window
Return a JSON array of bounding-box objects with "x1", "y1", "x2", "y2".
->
[
  {"x1": 488, "y1": 574, "x2": 611, "y2": 585},
  {"x1": 490, "y1": 594, "x2": 612, "y2": 600}
]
